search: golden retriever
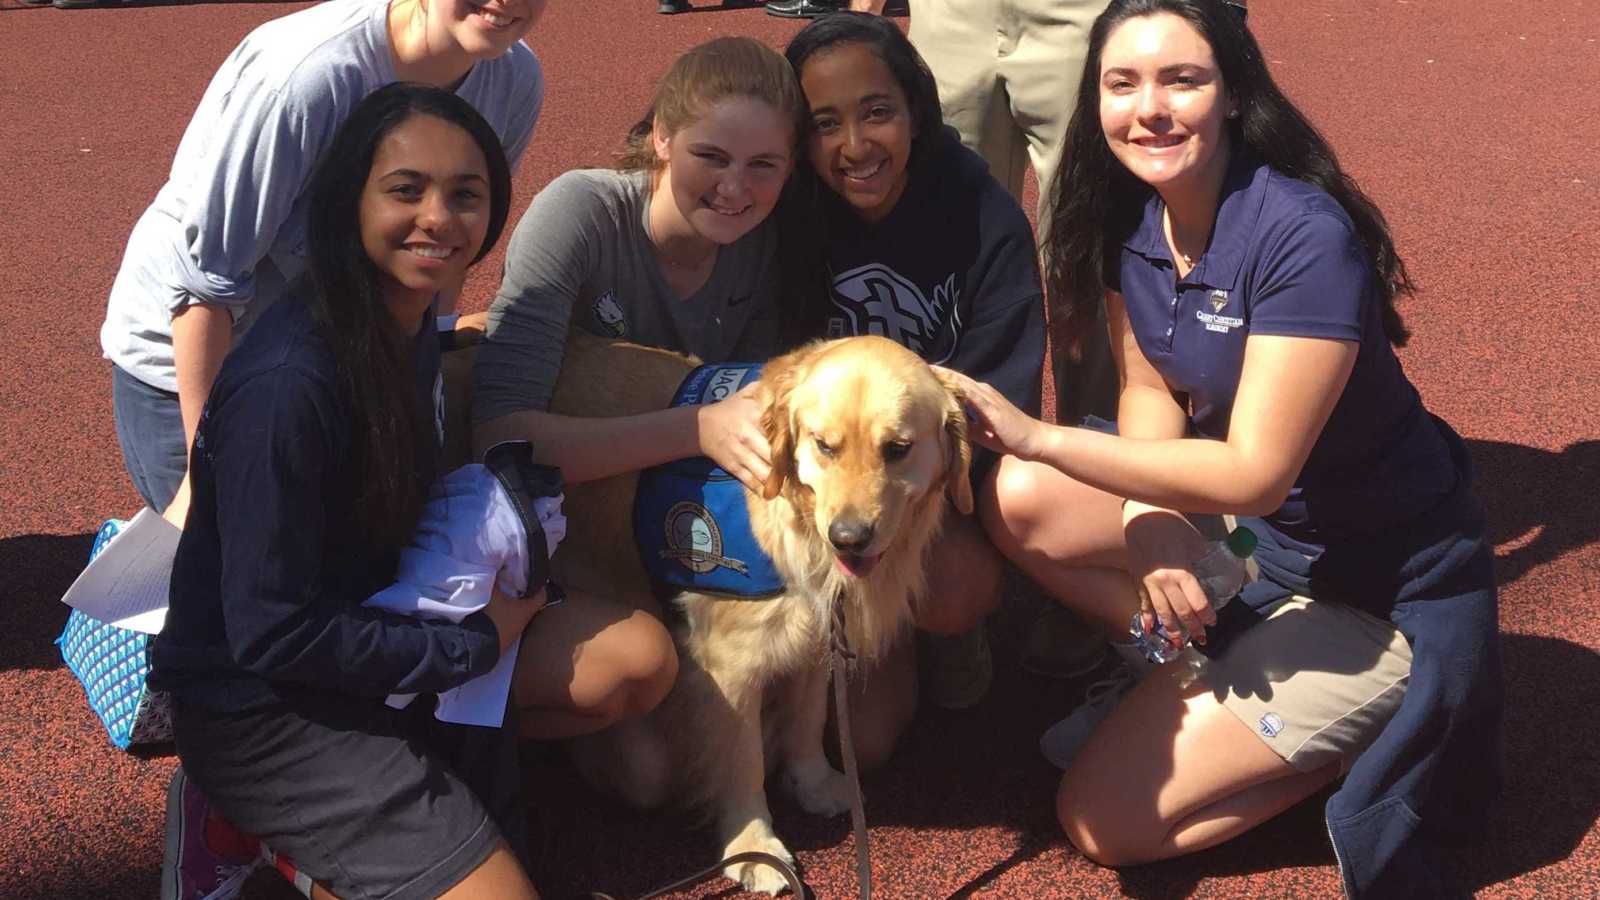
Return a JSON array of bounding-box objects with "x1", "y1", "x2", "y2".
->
[{"x1": 447, "y1": 332, "x2": 972, "y2": 894}]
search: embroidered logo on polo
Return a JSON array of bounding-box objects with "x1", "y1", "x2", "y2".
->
[
  {"x1": 592, "y1": 290, "x2": 627, "y2": 337},
  {"x1": 1196, "y1": 289, "x2": 1243, "y2": 334},
  {"x1": 1258, "y1": 711, "x2": 1284, "y2": 739},
  {"x1": 828, "y1": 263, "x2": 963, "y2": 363}
]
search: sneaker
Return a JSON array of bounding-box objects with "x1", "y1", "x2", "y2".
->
[
  {"x1": 161, "y1": 766, "x2": 262, "y2": 900},
  {"x1": 922, "y1": 626, "x2": 993, "y2": 710},
  {"x1": 1020, "y1": 607, "x2": 1108, "y2": 680},
  {"x1": 657, "y1": 0, "x2": 689, "y2": 12},
  {"x1": 1038, "y1": 663, "x2": 1137, "y2": 770}
]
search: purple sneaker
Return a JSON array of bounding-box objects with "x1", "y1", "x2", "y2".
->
[{"x1": 160, "y1": 766, "x2": 262, "y2": 900}]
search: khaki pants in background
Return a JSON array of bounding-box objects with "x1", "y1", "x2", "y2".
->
[
  {"x1": 910, "y1": 0, "x2": 1119, "y2": 423},
  {"x1": 909, "y1": 0, "x2": 1109, "y2": 226}
]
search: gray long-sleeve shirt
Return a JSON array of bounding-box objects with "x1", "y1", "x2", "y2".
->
[
  {"x1": 100, "y1": 0, "x2": 544, "y2": 392},
  {"x1": 472, "y1": 168, "x2": 782, "y2": 422}
]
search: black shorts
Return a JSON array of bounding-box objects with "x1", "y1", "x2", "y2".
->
[{"x1": 172, "y1": 689, "x2": 527, "y2": 900}]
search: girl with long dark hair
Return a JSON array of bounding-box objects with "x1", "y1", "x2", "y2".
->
[
  {"x1": 945, "y1": 1, "x2": 1501, "y2": 893},
  {"x1": 151, "y1": 84, "x2": 542, "y2": 900},
  {"x1": 778, "y1": 12, "x2": 1050, "y2": 743}
]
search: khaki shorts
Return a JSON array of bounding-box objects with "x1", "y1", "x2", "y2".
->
[{"x1": 1193, "y1": 597, "x2": 1413, "y2": 774}]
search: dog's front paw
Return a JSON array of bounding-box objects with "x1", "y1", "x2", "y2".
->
[
  {"x1": 722, "y1": 822, "x2": 797, "y2": 896},
  {"x1": 784, "y1": 756, "x2": 857, "y2": 818}
]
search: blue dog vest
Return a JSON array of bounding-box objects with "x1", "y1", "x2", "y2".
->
[{"x1": 634, "y1": 363, "x2": 785, "y2": 599}]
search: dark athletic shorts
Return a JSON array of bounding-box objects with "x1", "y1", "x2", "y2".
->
[{"x1": 172, "y1": 689, "x2": 527, "y2": 900}]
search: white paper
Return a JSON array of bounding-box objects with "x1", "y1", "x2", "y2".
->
[{"x1": 58, "y1": 508, "x2": 176, "y2": 634}]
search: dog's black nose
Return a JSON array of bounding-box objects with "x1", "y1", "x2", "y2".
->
[{"x1": 828, "y1": 519, "x2": 875, "y2": 553}]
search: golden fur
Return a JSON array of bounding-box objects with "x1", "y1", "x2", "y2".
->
[{"x1": 448, "y1": 332, "x2": 971, "y2": 894}]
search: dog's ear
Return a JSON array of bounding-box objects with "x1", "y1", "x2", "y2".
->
[
  {"x1": 931, "y1": 367, "x2": 975, "y2": 516},
  {"x1": 759, "y1": 349, "x2": 804, "y2": 500}
]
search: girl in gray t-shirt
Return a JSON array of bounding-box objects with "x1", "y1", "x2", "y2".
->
[
  {"x1": 474, "y1": 37, "x2": 806, "y2": 493},
  {"x1": 101, "y1": 0, "x2": 545, "y2": 522}
]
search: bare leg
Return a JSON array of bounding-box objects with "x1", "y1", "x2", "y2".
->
[
  {"x1": 511, "y1": 589, "x2": 677, "y2": 741},
  {"x1": 915, "y1": 509, "x2": 1005, "y2": 635},
  {"x1": 307, "y1": 842, "x2": 538, "y2": 900},
  {"x1": 1057, "y1": 660, "x2": 1340, "y2": 866},
  {"x1": 436, "y1": 844, "x2": 541, "y2": 900},
  {"x1": 983, "y1": 455, "x2": 1142, "y2": 636}
]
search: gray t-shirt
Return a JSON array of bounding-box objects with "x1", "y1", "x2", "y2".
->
[
  {"x1": 472, "y1": 168, "x2": 781, "y2": 421},
  {"x1": 100, "y1": 0, "x2": 544, "y2": 392}
]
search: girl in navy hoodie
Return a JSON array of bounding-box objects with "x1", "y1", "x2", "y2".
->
[
  {"x1": 782, "y1": 13, "x2": 1050, "y2": 753},
  {"x1": 152, "y1": 84, "x2": 609, "y2": 900}
]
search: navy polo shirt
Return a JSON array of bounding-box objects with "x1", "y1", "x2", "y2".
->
[{"x1": 1113, "y1": 153, "x2": 1459, "y2": 547}]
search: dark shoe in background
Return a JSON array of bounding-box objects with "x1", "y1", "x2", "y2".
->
[{"x1": 764, "y1": 0, "x2": 842, "y2": 18}]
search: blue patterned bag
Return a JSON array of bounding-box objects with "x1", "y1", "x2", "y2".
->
[{"x1": 55, "y1": 520, "x2": 174, "y2": 750}]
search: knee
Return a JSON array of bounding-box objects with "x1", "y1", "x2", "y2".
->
[
  {"x1": 981, "y1": 456, "x2": 1053, "y2": 554},
  {"x1": 1056, "y1": 772, "x2": 1146, "y2": 868},
  {"x1": 917, "y1": 519, "x2": 1003, "y2": 635},
  {"x1": 916, "y1": 583, "x2": 998, "y2": 635},
  {"x1": 572, "y1": 612, "x2": 679, "y2": 726},
  {"x1": 630, "y1": 612, "x2": 679, "y2": 699},
  {"x1": 611, "y1": 612, "x2": 679, "y2": 719}
]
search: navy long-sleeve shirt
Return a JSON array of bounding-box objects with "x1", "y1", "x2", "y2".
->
[{"x1": 150, "y1": 295, "x2": 499, "y2": 713}]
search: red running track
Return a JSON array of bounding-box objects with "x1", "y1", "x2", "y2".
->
[{"x1": 2, "y1": 1, "x2": 1597, "y2": 897}]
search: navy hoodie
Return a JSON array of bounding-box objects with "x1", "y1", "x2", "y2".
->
[
  {"x1": 150, "y1": 296, "x2": 499, "y2": 713},
  {"x1": 818, "y1": 127, "x2": 1045, "y2": 479}
]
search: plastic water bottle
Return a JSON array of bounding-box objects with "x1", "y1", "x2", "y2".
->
[{"x1": 1129, "y1": 525, "x2": 1259, "y2": 664}]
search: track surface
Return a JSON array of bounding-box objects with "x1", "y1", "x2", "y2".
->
[{"x1": 2, "y1": 1, "x2": 1597, "y2": 897}]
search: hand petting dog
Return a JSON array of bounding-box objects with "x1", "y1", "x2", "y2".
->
[{"x1": 696, "y1": 380, "x2": 772, "y2": 492}]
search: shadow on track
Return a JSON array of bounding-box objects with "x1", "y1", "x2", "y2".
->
[
  {"x1": 0, "y1": 532, "x2": 93, "y2": 672},
  {"x1": 1469, "y1": 438, "x2": 1600, "y2": 586}
]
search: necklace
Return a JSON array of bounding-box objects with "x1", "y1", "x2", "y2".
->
[{"x1": 1163, "y1": 209, "x2": 1202, "y2": 269}]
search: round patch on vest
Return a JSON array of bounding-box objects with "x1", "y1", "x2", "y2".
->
[{"x1": 662, "y1": 501, "x2": 749, "y2": 576}]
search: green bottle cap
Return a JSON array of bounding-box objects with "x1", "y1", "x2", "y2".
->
[{"x1": 1225, "y1": 526, "x2": 1258, "y2": 559}]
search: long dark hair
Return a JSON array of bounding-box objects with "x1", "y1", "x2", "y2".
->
[
  {"x1": 303, "y1": 82, "x2": 512, "y2": 549},
  {"x1": 777, "y1": 12, "x2": 946, "y2": 346},
  {"x1": 1046, "y1": 0, "x2": 1413, "y2": 357}
]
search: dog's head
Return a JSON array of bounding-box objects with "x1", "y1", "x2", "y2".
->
[{"x1": 759, "y1": 336, "x2": 973, "y2": 578}]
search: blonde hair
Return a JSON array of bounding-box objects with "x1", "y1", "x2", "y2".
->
[{"x1": 616, "y1": 37, "x2": 805, "y2": 172}]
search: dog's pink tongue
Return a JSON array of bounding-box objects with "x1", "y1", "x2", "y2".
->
[{"x1": 835, "y1": 553, "x2": 879, "y2": 578}]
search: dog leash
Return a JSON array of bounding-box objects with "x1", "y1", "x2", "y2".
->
[
  {"x1": 831, "y1": 598, "x2": 874, "y2": 900},
  {"x1": 583, "y1": 600, "x2": 872, "y2": 900}
]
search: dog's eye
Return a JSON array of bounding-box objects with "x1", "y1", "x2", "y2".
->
[
  {"x1": 883, "y1": 440, "x2": 912, "y2": 462},
  {"x1": 815, "y1": 437, "x2": 836, "y2": 458}
]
